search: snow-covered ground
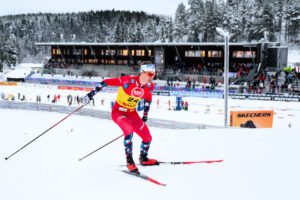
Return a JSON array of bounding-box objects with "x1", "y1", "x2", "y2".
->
[
  {"x1": 0, "y1": 83, "x2": 300, "y2": 200},
  {"x1": 1, "y1": 83, "x2": 300, "y2": 128}
]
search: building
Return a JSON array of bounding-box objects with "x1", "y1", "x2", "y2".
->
[{"x1": 36, "y1": 42, "x2": 286, "y2": 78}]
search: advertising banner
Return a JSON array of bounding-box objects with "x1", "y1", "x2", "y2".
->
[
  {"x1": 230, "y1": 110, "x2": 274, "y2": 128},
  {"x1": 0, "y1": 82, "x2": 18, "y2": 86},
  {"x1": 58, "y1": 86, "x2": 92, "y2": 91}
]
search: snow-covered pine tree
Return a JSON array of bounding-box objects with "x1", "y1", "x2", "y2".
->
[
  {"x1": 166, "y1": 18, "x2": 174, "y2": 42},
  {"x1": 272, "y1": 0, "x2": 285, "y2": 43},
  {"x1": 111, "y1": 20, "x2": 123, "y2": 42},
  {"x1": 0, "y1": 31, "x2": 19, "y2": 70},
  {"x1": 158, "y1": 19, "x2": 167, "y2": 42},
  {"x1": 127, "y1": 19, "x2": 136, "y2": 42},
  {"x1": 284, "y1": 0, "x2": 300, "y2": 42},
  {"x1": 135, "y1": 22, "x2": 143, "y2": 42},
  {"x1": 143, "y1": 18, "x2": 156, "y2": 42},
  {"x1": 173, "y1": 3, "x2": 188, "y2": 42},
  {"x1": 262, "y1": 2, "x2": 276, "y2": 42},
  {"x1": 187, "y1": 0, "x2": 205, "y2": 42},
  {"x1": 203, "y1": 0, "x2": 218, "y2": 42}
]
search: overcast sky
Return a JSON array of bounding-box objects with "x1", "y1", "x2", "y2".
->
[{"x1": 0, "y1": 0, "x2": 188, "y2": 17}]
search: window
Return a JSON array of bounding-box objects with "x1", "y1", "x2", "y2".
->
[
  {"x1": 185, "y1": 50, "x2": 195, "y2": 57},
  {"x1": 245, "y1": 51, "x2": 256, "y2": 58},
  {"x1": 118, "y1": 60, "x2": 128, "y2": 65},
  {"x1": 185, "y1": 50, "x2": 205, "y2": 57},
  {"x1": 131, "y1": 50, "x2": 135, "y2": 56},
  {"x1": 136, "y1": 50, "x2": 145, "y2": 56},
  {"x1": 121, "y1": 49, "x2": 128, "y2": 56},
  {"x1": 208, "y1": 51, "x2": 222, "y2": 58},
  {"x1": 56, "y1": 49, "x2": 61, "y2": 55},
  {"x1": 52, "y1": 48, "x2": 56, "y2": 55},
  {"x1": 87, "y1": 59, "x2": 98, "y2": 64},
  {"x1": 233, "y1": 51, "x2": 244, "y2": 58},
  {"x1": 110, "y1": 49, "x2": 116, "y2": 55},
  {"x1": 106, "y1": 49, "x2": 116, "y2": 56},
  {"x1": 233, "y1": 51, "x2": 256, "y2": 58},
  {"x1": 73, "y1": 49, "x2": 81, "y2": 55},
  {"x1": 106, "y1": 59, "x2": 115, "y2": 64},
  {"x1": 148, "y1": 50, "x2": 152, "y2": 56},
  {"x1": 195, "y1": 50, "x2": 205, "y2": 57},
  {"x1": 84, "y1": 49, "x2": 88, "y2": 55}
]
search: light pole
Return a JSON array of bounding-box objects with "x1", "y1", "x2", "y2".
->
[{"x1": 216, "y1": 28, "x2": 231, "y2": 128}]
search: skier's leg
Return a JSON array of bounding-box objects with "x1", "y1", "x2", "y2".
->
[
  {"x1": 128, "y1": 112, "x2": 158, "y2": 166},
  {"x1": 111, "y1": 111, "x2": 138, "y2": 172}
]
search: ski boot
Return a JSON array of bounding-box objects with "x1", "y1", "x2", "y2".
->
[
  {"x1": 126, "y1": 154, "x2": 139, "y2": 173},
  {"x1": 139, "y1": 154, "x2": 159, "y2": 166}
]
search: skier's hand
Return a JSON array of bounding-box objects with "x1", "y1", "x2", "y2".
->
[
  {"x1": 80, "y1": 95, "x2": 91, "y2": 105},
  {"x1": 142, "y1": 115, "x2": 148, "y2": 122}
]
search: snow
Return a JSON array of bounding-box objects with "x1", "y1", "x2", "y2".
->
[
  {"x1": 288, "y1": 48, "x2": 300, "y2": 66},
  {"x1": 36, "y1": 41, "x2": 262, "y2": 47},
  {"x1": 30, "y1": 73, "x2": 105, "y2": 82},
  {"x1": 4, "y1": 68, "x2": 32, "y2": 79},
  {"x1": 1, "y1": 83, "x2": 300, "y2": 200},
  {"x1": 3, "y1": 63, "x2": 43, "y2": 79},
  {"x1": 15, "y1": 63, "x2": 43, "y2": 69}
]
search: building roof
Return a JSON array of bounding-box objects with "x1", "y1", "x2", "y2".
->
[{"x1": 35, "y1": 42, "x2": 277, "y2": 47}]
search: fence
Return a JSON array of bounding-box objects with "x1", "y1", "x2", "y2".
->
[{"x1": 0, "y1": 101, "x2": 222, "y2": 130}]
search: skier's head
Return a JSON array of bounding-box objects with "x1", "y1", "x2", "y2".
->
[
  {"x1": 139, "y1": 61, "x2": 156, "y2": 84},
  {"x1": 140, "y1": 61, "x2": 156, "y2": 74}
]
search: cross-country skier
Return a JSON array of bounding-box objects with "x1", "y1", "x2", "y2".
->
[{"x1": 81, "y1": 61, "x2": 158, "y2": 173}]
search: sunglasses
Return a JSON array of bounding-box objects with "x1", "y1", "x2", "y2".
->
[{"x1": 143, "y1": 71, "x2": 156, "y2": 77}]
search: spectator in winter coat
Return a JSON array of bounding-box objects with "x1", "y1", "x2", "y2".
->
[{"x1": 184, "y1": 101, "x2": 189, "y2": 111}]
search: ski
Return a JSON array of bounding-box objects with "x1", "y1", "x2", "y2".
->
[
  {"x1": 159, "y1": 159, "x2": 224, "y2": 165},
  {"x1": 120, "y1": 170, "x2": 166, "y2": 186},
  {"x1": 120, "y1": 159, "x2": 224, "y2": 167}
]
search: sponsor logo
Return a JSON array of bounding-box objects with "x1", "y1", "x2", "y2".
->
[
  {"x1": 131, "y1": 87, "x2": 144, "y2": 98},
  {"x1": 130, "y1": 79, "x2": 135, "y2": 84},
  {"x1": 237, "y1": 113, "x2": 271, "y2": 118},
  {"x1": 274, "y1": 97, "x2": 299, "y2": 102},
  {"x1": 119, "y1": 107, "x2": 128, "y2": 112},
  {"x1": 230, "y1": 110, "x2": 274, "y2": 128}
]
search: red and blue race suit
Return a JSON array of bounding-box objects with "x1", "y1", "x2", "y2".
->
[{"x1": 88, "y1": 75, "x2": 154, "y2": 142}]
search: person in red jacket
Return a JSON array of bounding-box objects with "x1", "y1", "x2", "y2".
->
[{"x1": 81, "y1": 61, "x2": 158, "y2": 173}]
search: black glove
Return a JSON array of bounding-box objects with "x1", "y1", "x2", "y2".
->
[
  {"x1": 80, "y1": 94, "x2": 92, "y2": 105},
  {"x1": 142, "y1": 115, "x2": 148, "y2": 122}
]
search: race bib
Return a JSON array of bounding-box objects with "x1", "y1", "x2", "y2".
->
[{"x1": 116, "y1": 87, "x2": 142, "y2": 109}]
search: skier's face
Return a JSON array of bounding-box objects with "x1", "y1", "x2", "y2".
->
[{"x1": 140, "y1": 71, "x2": 155, "y2": 84}]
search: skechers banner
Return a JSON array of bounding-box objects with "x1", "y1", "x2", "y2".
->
[{"x1": 230, "y1": 110, "x2": 274, "y2": 128}]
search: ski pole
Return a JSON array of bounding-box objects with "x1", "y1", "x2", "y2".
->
[
  {"x1": 78, "y1": 134, "x2": 123, "y2": 162},
  {"x1": 5, "y1": 105, "x2": 85, "y2": 161}
]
